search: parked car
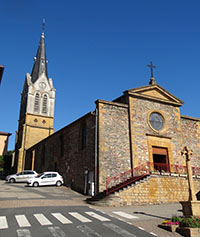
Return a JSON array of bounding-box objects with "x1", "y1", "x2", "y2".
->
[
  {"x1": 27, "y1": 171, "x2": 64, "y2": 187},
  {"x1": 6, "y1": 170, "x2": 38, "y2": 183}
]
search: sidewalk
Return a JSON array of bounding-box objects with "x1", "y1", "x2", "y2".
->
[{"x1": 91, "y1": 203, "x2": 183, "y2": 236}]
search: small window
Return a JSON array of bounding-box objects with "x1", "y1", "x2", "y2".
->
[
  {"x1": 149, "y1": 112, "x2": 164, "y2": 131},
  {"x1": 42, "y1": 94, "x2": 48, "y2": 114},
  {"x1": 52, "y1": 174, "x2": 57, "y2": 178},
  {"x1": 34, "y1": 93, "x2": 40, "y2": 113},
  {"x1": 81, "y1": 123, "x2": 87, "y2": 149}
]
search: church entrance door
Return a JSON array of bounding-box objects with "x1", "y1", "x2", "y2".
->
[{"x1": 152, "y1": 147, "x2": 169, "y2": 172}]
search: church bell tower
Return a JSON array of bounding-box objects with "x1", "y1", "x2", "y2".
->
[{"x1": 15, "y1": 24, "x2": 55, "y2": 172}]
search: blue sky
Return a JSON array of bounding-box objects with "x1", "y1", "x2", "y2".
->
[{"x1": 1, "y1": 0, "x2": 200, "y2": 150}]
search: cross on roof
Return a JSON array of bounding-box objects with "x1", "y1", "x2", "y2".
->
[{"x1": 147, "y1": 61, "x2": 156, "y2": 78}]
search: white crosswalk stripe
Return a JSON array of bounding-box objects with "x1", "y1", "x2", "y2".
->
[
  {"x1": 15, "y1": 215, "x2": 31, "y2": 227},
  {"x1": 16, "y1": 229, "x2": 32, "y2": 237},
  {"x1": 112, "y1": 211, "x2": 139, "y2": 219},
  {"x1": 51, "y1": 213, "x2": 72, "y2": 224},
  {"x1": 85, "y1": 212, "x2": 110, "y2": 222},
  {"x1": 34, "y1": 214, "x2": 53, "y2": 226},
  {"x1": 68, "y1": 212, "x2": 92, "y2": 223},
  {"x1": 0, "y1": 216, "x2": 8, "y2": 229}
]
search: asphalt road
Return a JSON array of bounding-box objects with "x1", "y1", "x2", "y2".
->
[{"x1": 0, "y1": 180, "x2": 182, "y2": 236}]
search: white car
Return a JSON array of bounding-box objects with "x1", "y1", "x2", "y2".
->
[
  {"x1": 6, "y1": 170, "x2": 38, "y2": 183},
  {"x1": 27, "y1": 172, "x2": 64, "y2": 187}
]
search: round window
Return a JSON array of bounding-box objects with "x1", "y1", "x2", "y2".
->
[{"x1": 149, "y1": 112, "x2": 164, "y2": 131}]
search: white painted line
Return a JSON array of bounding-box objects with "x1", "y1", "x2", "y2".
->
[
  {"x1": 16, "y1": 229, "x2": 32, "y2": 237},
  {"x1": 0, "y1": 216, "x2": 8, "y2": 229},
  {"x1": 34, "y1": 214, "x2": 52, "y2": 226},
  {"x1": 138, "y1": 227, "x2": 144, "y2": 230},
  {"x1": 48, "y1": 226, "x2": 67, "y2": 237},
  {"x1": 103, "y1": 223, "x2": 137, "y2": 237},
  {"x1": 77, "y1": 225, "x2": 102, "y2": 237},
  {"x1": 85, "y1": 212, "x2": 110, "y2": 222},
  {"x1": 51, "y1": 213, "x2": 72, "y2": 224},
  {"x1": 15, "y1": 215, "x2": 31, "y2": 227},
  {"x1": 112, "y1": 211, "x2": 139, "y2": 219},
  {"x1": 149, "y1": 232, "x2": 158, "y2": 236},
  {"x1": 68, "y1": 212, "x2": 92, "y2": 223}
]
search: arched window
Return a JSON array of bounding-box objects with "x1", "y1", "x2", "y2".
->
[
  {"x1": 81, "y1": 123, "x2": 87, "y2": 149},
  {"x1": 42, "y1": 94, "x2": 48, "y2": 114},
  {"x1": 34, "y1": 93, "x2": 40, "y2": 113}
]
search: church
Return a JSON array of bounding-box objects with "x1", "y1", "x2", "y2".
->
[{"x1": 15, "y1": 29, "x2": 200, "y2": 206}]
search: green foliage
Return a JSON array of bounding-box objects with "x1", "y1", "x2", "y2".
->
[
  {"x1": 163, "y1": 216, "x2": 200, "y2": 228},
  {"x1": 180, "y1": 217, "x2": 200, "y2": 228},
  {"x1": 171, "y1": 216, "x2": 183, "y2": 223}
]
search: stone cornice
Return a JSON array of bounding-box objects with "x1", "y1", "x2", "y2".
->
[
  {"x1": 95, "y1": 99, "x2": 128, "y2": 108},
  {"x1": 181, "y1": 115, "x2": 200, "y2": 121},
  {"x1": 124, "y1": 84, "x2": 184, "y2": 107}
]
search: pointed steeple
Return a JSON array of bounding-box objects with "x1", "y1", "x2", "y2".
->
[{"x1": 31, "y1": 20, "x2": 48, "y2": 83}]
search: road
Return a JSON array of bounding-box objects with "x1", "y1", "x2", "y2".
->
[{"x1": 0, "y1": 180, "x2": 182, "y2": 236}]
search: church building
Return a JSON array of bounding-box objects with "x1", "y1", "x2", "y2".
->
[
  {"x1": 17, "y1": 28, "x2": 200, "y2": 205},
  {"x1": 14, "y1": 29, "x2": 55, "y2": 173}
]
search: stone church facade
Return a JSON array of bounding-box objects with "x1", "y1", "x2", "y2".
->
[
  {"x1": 24, "y1": 73, "x2": 200, "y2": 203},
  {"x1": 16, "y1": 27, "x2": 200, "y2": 204}
]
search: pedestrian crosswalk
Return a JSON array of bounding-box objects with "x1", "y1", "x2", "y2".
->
[
  {"x1": 0, "y1": 210, "x2": 154, "y2": 237},
  {"x1": 0, "y1": 211, "x2": 139, "y2": 230},
  {"x1": 0, "y1": 211, "x2": 110, "y2": 230}
]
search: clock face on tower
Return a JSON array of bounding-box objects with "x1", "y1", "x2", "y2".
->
[{"x1": 39, "y1": 82, "x2": 46, "y2": 89}]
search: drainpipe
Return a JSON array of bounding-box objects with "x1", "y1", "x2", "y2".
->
[{"x1": 91, "y1": 108, "x2": 98, "y2": 196}]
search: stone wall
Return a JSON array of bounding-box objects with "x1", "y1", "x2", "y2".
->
[
  {"x1": 129, "y1": 97, "x2": 185, "y2": 167},
  {"x1": 105, "y1": 176, "x2": 200, "y2": 206},
  {"x1": 97, "y1": 100, "x2": 131, "y2": 192},
  {"x1": 25, "y1": 113, "x2": 95, "y2": 194},
  {"x1": 181, "y1": 116, "x2": 200, "y2": 167}
]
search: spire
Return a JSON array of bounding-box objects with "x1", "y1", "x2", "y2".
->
[
  {"x1": 147, "y1": 61, "x2": 156, "y2": 85},
  {"x1": 31, "y1": 19, "x2": 48, "y2": 83}
]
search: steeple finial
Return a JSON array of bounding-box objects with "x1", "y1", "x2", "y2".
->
[
  {"x1": 30, "y1": 20, "x2": 48, "y2": 83},
  {"x1": 147, "y1": 61, "x2": 156, "y2": 85},
  {"x1": 42, "y1": 18, "x2": 45, "y2": 33}
]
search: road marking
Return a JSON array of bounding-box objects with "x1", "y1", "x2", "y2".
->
[
  {"x1": 112, "y1": 211, "x2": 139, "y2": 219},
  {"x1": 0, "y1": 216, "x2": 8, "y2": 229},
  {"x1": 15, "y1": 215, "x2": 31, "y2": 227},
  {"x1": 34, "y1": 214, "x2": 53, "y2": 226},
  {"x1": 48, "y1": 226, "x2": 67, "y2": 237},
  {"x1": 51, "y1": 213, "x2": 72, "y2": 224},
  {"x1": 149, "y1": 232, "x2": 157, "y2": 236},
  {"x1": 103, "y1": 223, "x2": 137, "y2": 237},
  {"x1": 138, "y1": 227, "x2": 144, "y2": 230},
  {"x1": 68, "y1": 212, "x2": 92, "y2": 223},
  {"x1": 16, "y1": 229, "x2": 32, "y2": 237},
  {"x1": 85, "y1": 212, "x2": 110, "y2": 222},
  {"x1": 77, "y1": 225, "x2": 102, "y2": 237}
]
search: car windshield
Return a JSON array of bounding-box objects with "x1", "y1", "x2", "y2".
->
[{"x1": 36, "y1": 173, "x2": 44, "y2": 178}]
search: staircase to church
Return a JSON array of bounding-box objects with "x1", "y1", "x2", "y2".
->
[{"x1": 87, "y1": 162, "x2": 200, "y2": 206}]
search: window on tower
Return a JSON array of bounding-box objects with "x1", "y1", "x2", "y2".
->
[
  {"x1": 34, "y1": 93, "x2": 40, "y2": 113},
  {"x1": 42, "y1": 94, "x2": 48, "y2": 114}
]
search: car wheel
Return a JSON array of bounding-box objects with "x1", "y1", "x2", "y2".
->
[
  {"x1": 9, "y1": 178, "x2": 15, "y2": 183},
  {"x1": 56, "y1": 181, "x2": 62, "y2": 187},
  {"x1": 33, "y1": 182, "x2": 39, "y2": 187}
]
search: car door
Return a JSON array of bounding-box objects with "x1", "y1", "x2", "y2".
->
[
  {"x1": 40, "y1": 174, "x2": 52, "y2": 186},
  {"x1": 16, "y1": 172, "x2": 24, "y2": 182}
]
